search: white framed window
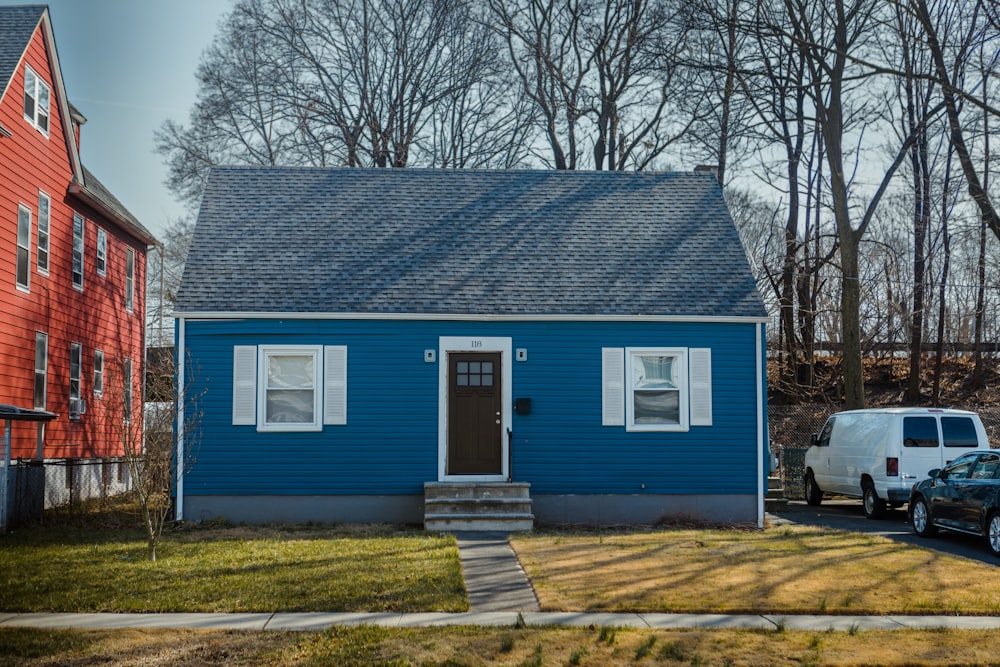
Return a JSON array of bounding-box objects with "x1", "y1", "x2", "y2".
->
[
  {"x1": 69, "y1": 342, "x2": 82, "y2": 404},
  {"x1": 259, "y1": 346, "x2": 322, "y2": 432},
  {"x1": 23, "y1": 65, "x2": 50, "y2": 135},
  {"x1": 232, "y1": 345, "x2": 347, "y2": 431},
  {"x1": 602, "y1": 347, "x2": 713, "y2": 431},
  {"x1": 94, "y1": 349, "x2": 104, "y2": 397},
  {"x1": 626, "y1": 347, "x2": 689, "y2": 431},
  {"x1": 34, "y1": 332, "x2": 47, "y2": 410},
  {"x1": 16, "y1": 204, "x2": 31, "y2": 291},
  {"x1": 37, "y1": 191, "x2": 50, "y2": 274},
  {"x1": 125, "y1": 246, "x2": 135, "y2": 312},
  {"x1": 96, "y1": 229, "x2": 107, "y2": 277},
  {"x1": 123, "y1": 357, "x2": 133, "y2": 422},
  {"x1": 72, "y1": 214, "x2": 84, "y2": 290}
]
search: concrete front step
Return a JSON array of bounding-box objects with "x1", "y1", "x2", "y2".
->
[
  {"x1": 426, "y1": 497, "x2": 533, "y2": 515},
  {"x1": 765, "y1": 497, "x2": 789, "y2": 512},
  {"x1": 425, "y1": 513, "x2": 535, "y2": 532},
  {"x1": 424, "y1": 482, "x2": 531, "y2": 500},
  {"x1": 424, "y1": 482, "x2": 534, "y2": 532}
]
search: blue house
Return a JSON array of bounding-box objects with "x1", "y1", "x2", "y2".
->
[{"x1": 173, "y1": 168, "x2": 769, "y2": 529}]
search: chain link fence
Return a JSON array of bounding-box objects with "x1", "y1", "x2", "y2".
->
[
  {"x1": 771, "y1": 406, "x2": 1000, "y2": 499},
  {"x1": 4, "y1": 458, "x2": 133, "y2": 529}
]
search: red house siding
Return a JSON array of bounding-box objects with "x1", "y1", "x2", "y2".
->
[{"x1": 1, "y1": 19, "x2": 149, "y2": 459}]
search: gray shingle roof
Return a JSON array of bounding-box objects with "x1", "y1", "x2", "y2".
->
[
  {"x1": 79, "y1": 166, "x2": 156, "y2": 245},
  {"x1": 0, "y1": 5, "x2": 44, "y2": 96},
  {"x1": 176, "y1": 167, "x2": 767, "y2": 319}
]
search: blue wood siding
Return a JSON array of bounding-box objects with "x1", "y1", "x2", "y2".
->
[{"x1": 180, "y1": 319, "x2": 764, "y2": 497}]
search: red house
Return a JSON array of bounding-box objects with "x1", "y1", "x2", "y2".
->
[{"x1": 0, "y1": 6, "x2": 156, "y2": 463}]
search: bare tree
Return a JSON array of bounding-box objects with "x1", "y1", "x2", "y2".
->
[
  {"x1": 907, "y1": 0, "x2": 1000, "y2": 241},
  {"x1": 488, "y1": 0, "x2": 591, "y2": 169},
  {"x1": 146, "y1": 216, "x2": 196, "y2": 348},
  {"x1": 157, "y1": 0, "x2": 520, "y2": 204},
  {"x1": 685, "y1": 0, "x2": 758, "y2": 184},
  {"x1": 101, "y1": 351, "x2": 198, "y2": 561},
  {"x1": 488, "y1": 0, "x2": 701, "y2": 170},
  {"x1": 774, "y1": 0, "x2": 932, "y2": 408}
]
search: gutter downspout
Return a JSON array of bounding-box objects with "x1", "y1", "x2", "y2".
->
[
  {"x1": 756, "y1": 322, "x2": 765, "y2": 529},
  {"x1": 175, "y1": 316, "x2": 185, "y2": 522}
]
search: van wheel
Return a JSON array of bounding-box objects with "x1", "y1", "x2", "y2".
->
[
  {"x1": 987, "y1": 512, "x2": 1000, "y2": 558},
  {"x1": 862, "y1": 483, "x2": 886, "y2": 520},
  {"x1": 910, "y1": 497, "x2": 936, "y2": 537},
  {"x1": 804, "y1": 473, "x2": 823, "y2": 506}
]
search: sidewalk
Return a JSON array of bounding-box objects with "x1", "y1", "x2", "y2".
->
[{"x1": 3, "y1": 611, "x2": 1000, "y2": 632}]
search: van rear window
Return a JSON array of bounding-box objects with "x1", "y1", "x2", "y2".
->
[
  {"x1": 903, "y1": 417, "x2": 938, "y2": 447},
  {"x1": 942, "y1": 417, "x2": 979, "y2": 447}
]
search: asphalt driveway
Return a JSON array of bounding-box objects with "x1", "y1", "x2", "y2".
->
[{"x1": 771, "y1": 499, "x2": 999, "y2": 566}]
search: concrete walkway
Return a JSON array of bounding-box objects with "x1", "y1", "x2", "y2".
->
[
  {"x1": 4, "y1": 529, "x2": 999, "y2": 632},
  {"x1": 455, "y1": 532, "x2": 539, "y2": 612}
]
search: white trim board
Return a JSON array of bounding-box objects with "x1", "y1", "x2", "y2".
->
[
  {"x1": 174, "y1": 311, "x2": 769, "y2": 324},
  {"x1": 437, "y1": 336, "x2": 513, "y2": 482}
]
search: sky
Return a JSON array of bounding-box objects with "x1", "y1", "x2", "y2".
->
[{"x1": 2, "y1": 0, "x2": 232, "y2": 239}]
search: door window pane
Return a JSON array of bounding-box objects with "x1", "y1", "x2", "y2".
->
[{"x1": 455, "y1": 359, "x2": 493, "y2": 387}]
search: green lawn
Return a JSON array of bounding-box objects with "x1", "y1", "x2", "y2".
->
[{"x1": 0, "y1": 524, "x2": 466, "y2": 613}]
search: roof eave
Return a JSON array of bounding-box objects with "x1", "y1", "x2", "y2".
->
[
  {"x1": 67, "y1": 180, "x2": 158, "y2": 247},
  {"x1": 172, "y1": 310, "x2": 770, "y2": 324}
]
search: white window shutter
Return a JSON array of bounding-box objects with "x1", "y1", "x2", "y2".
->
[
  {"x1": 689, "y1": 348, "x2": 713, "y2": 426},
  {"x1": 232, "y1": 346, "x2": 257, "y2": 425},
  {"x1": 324, "y1": 345, "x2": 348, "y2": 425},
  {"x1": 602, "y1": 347, "x2": 625, "y2": 426}
]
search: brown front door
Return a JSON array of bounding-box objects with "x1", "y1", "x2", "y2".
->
[{"x1": 447, "y1": 352, "x2": 503, "y2": 475}]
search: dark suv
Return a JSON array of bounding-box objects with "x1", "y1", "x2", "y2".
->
[{"x1": 909, "y1": 450, "x2": 1000, "y2": 557}]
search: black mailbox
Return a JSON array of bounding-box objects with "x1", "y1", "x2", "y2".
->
[{"x1": 514, "y1": 398, "x2": 531, "y2": 415}]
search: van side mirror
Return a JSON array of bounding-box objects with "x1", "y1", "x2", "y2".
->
[{"x1": 810, "y1": 433, "x2": 818, "y2": 447}]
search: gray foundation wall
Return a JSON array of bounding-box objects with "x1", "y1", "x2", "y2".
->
[
  {"x1": 532, "y1": 494, "x2": 758, "y2": 526},
  {"x1": 183, "y1": 493, "x2": 757, "y2": 526}
]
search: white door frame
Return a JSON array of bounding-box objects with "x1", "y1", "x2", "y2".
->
[{"x1": 438, "y1": 336, "x2": 512, "y2": 482}]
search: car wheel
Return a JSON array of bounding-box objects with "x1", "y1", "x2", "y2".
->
[
  {"x1": 862, "y1": 482, "x2": 886, "y2": 520},
  {"x1": 910, "y1": 497, "x2": 937, "y2": 537},
  {"x1": 804, "y1": 473, "x2": 823, "y2": 506},
  {"x1": 987, "y1": 513, "x2": 1000, "y2": 558}
]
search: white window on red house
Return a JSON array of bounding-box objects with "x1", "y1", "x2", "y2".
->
[
  {"x1": 123, "y1": 357, "x2": 133, "y2": 423},
  {"x1": 72, "y1": 214, "x2": 84, "y2": 290},
  {"x1": 69, "y1": 342, "x2": 82, "y2": 408},
  {"x1": 37, "y1": 191, "x2": 50, "y2": 274},
  {"x1": 16, "y1": 204, "x2": 31, "y2": 291},
  {"x1": 23, "y1": 65, "x2": 50, "y2": 135},
  {"x1": 96, "y1": 228, "x2": 107, "y2": 277},
  {"x1": 125, "y1": 247, "x2": 135, "y2": 312},
  {"x1": 94, "y1": 349, "x2": 104, "y2": 397},
  {"x1": 34, "y1": 332, "x2": 48, "y2": 410}
]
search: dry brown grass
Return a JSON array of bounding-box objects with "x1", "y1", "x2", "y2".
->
[
  {"x1": 5, "y1": 626, "x2": 1000, "y2": 666},
  {"x1": 510, "y1": 524, "x2": 1000, "y2": 614}
]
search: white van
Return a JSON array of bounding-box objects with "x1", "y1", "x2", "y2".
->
[{"x1": 803, "y1": 408, "x2": 990, "y2": 519}]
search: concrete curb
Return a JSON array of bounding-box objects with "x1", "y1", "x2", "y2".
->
[{"x1": 3, "y1": 612, "x2": 1000, "y2": 632}]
